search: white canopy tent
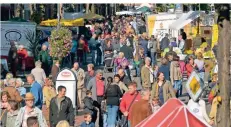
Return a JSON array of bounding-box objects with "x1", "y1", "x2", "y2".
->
[
  {"x1": 136, "y1": 3, "x2": 153, "y2": 9},
  {"x1": 169, "y1": 11, "x2": 200, "y2": 30}
]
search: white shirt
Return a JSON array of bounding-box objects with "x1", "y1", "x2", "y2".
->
[{"x1": 178, "y1": 40, "x2": 185, "y2": 51}]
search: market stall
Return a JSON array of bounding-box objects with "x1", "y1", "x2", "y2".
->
[
  {"x1": 136, "y1": 98, "x2": 211, "y2": 127},
  {"x1": 40, "y1": 18, "x2": 84, "y2": 27}
]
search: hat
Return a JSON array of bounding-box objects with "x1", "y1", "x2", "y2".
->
[{"x1": 24, "y1": 93, "x2": 35, "y2": 101}]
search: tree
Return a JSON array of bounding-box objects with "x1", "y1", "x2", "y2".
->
[{"x1": 216, "y1": 4, "x2": 231, "y2": 127}]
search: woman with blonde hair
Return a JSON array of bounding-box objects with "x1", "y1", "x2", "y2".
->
[
  {"x1": 114, "y1": 52, "x2": 129, "y2": 73},
  {"x1": 56, "y1": 120, "x2": 70, "y2": 127}
]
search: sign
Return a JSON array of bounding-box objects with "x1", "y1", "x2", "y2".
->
[
  {"x1": 0, "y1": 22, "x2": 36, "y2": 56},
  {"x1": 211, "y1": 24, "x2": 218, "y2": 49},
  {"x1": 185, "y1": 71, "x2": 205, "y2": 101},
  {"x1": 175, "y1": 4, "x2": 183, "y2": 14},
  {"x1": 56, "y1": 68, "x2": 77, "y2": 108},
  {"x1": 146, "y1": 15, "x2": 156, "y2": 36}
]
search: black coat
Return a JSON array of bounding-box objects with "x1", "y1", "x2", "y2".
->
[
  {"x1": 105, "y1": 84, "x2": 123, "y2": 106},
  {"x1": 120, "y1": 45, "x2": 133, "y2": 60},
  {"x1": 82, "y1": 96, "x2": 95, "y2": 114},
  {"x1": 49, "y1": 96, "x2": 74, "y2": 127}
]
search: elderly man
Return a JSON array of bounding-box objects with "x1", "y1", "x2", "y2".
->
[
  {"x1": 130, "y1": 88, "x2": 152, "y2": 127},
  {"x1": 15, "y1": 93, "x2": 47, "y2": 127},
  {"x1": 51, "y1": 60, "x2": 60, "y2": 84},
  {"x1": 38, "y1": 44, "x2": 51, "y2": 77},
  {"x1": 71, "y1": 62, "x2": 85, "y2": 105},
  {"x1": 27, "y1": 74, "x2": 43, "y2": 109},
  {"x1": 118, "y1": 69, "x2": 131, "y2": 87},
  {"x1": 3, "y1": 78, "x2": 23, "y2": 103},
  {"x1": 87, "y1": 69, "x2": 105, "y2": 127},
  {"x1": 141, "y1": 57, "x2": 155, "y2": 89},
  {"x1": 31, "y1": 61, "x2": 46, "y2": 86}
]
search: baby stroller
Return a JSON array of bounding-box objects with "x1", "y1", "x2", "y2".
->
[{"x1": 104, "y1": 52, "x2": 114, "y2": 73}]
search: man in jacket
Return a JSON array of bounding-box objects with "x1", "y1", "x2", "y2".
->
[
  {"x1": 49, "y1": 85, "x2": 74, "y2": 127},
  {"x1": 130, "y1": 88, "x2": 152, "y2": 127},
  {"x1": 120, "y1": 82, "x2": 141, "y2": 127},
  {"x1": 27, "y1": 74, "x2": 43, "y2": 109},
  {"x1": 141, "y1": 57, "x2": 154, "y2": 88},
  {"x1": 88, "y1": 34, "x2": 97, "y2": 65},
  {"x1": 15, "y1": 93, "x2": 47, "y2": 127},
  {"x1": 118, "y1": 69, "x2": 131, "y2": 86}
]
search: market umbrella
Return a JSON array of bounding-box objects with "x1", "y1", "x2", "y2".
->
[
  {"x1": 39, "y1": 18, "x2": 84, "y2": 27},
  {"x1": 136, "y1": 98, "x2": 211, "y2": 127},
  {"x1": 81, "y1": 12, "x2": 104, "y2": 20},
  {"x1": 8, "y1": 17, "x2": 28, "y2": 22},
  {"x1": 137, "y1": 6, "x2": 151, "y2": 13}
]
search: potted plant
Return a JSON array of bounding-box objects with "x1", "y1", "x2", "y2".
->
[{"x1": 48, "y1": 27, "x2": 72, "y2": 63}]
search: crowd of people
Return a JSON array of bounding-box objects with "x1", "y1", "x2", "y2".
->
[{"x1": 0, "y1": 15, "x2": 220, "y2": 127}]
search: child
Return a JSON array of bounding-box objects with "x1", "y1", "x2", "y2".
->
[
  {"x1": 83, "y1": 90, "x2": 97, "y2": 123},
  {"x1": 27, "y1": 116, "x2": 39, "y2": 127},
  {"x1": 6, "y1": 100, "x2": 19, "y2": 127},
  {"x1": 151, "y1": 97, "x2": 161, "y2": 113},
  {"x1": 80, "y1": 113, "x2": 95, "y2": 127}
]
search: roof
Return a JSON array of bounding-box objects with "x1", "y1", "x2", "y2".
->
[
  {"x1": 136, "y1": 98, "x2": 211, "y2": 127},
  {"x1": 169, "y1": 11, "x2": 201, "y2": 30}
]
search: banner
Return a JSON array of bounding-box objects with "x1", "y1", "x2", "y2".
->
[
  {"x1": 211, "y1": 24, "x2": 218, "y2": 49},
  {"x1": 147, "y1": 15, "x2": 156, "y2": 37}
]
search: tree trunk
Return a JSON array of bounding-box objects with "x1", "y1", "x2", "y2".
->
[
  {"x1": 217, "y1": 9, "x2": 231, "y2": 127},
  {"x1": 91, "y1": 4, "x2": 95, "y2": 13}
]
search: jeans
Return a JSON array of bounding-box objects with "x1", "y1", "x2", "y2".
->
[
  {"x1": 107, "y1": 105, "x2": 119, "y2": 127},
  {"x1": 151, "y1": 52, "x2": 157, "y2": 66},
  {"x1": 103, "y1": 113, "x2": 107, "y2": 127},
  {"x1": 91, "y1": 50, "x2": 96, "y2": 64},
  {"x1": 173, "y1": 80, "x2": 182, "y2": 97},
  {"x1": 128, "y1": 120, "x2": 131, "y2": 127},
  {"x1": 134, "y1": 64, "x2": 141, "y2": 77}
]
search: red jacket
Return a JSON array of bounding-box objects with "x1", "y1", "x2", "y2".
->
[
  {"x1": 186, "y1": 63, "x2": 194, "y2": 77},
  {"x1": 120, "y1": 91, "x2": 141, "y2": 120},
  {"x1": 17, "y1": 49, "x2": 28, "y2": 59}
]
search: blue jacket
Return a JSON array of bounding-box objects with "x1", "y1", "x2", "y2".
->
[
  {"x1": 140, "y1": 39, "x2": 148, "y2": 54},
  {"x1": 80, "y1": 122, "x2": 95, "y2": 127},
  {"x1": 30, "y1": 81, "x2": 43, "y2": 109},
  {"x1": 71, "y1": 40, "x2": 77, "y2": 53}
]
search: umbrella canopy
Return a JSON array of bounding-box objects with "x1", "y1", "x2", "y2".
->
[
  {"x1": 39, "y1": 18, "x2": 84, "y2": 27},
  {"x1": 8, "y1": 17, "x2": 28, "y2": 22},
  {"x1": 137, "y1": 6, "x2": 151, "y2": 13},
  {"x1": 82, "y1": 12, "x2": 104, "y2": 20},
  {"x1": 136, "y1": 98, "x2": 211, "y2": 127}
]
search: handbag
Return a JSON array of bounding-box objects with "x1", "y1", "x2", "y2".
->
[{"x1": 118, "y1": 92, "x2": 139, "y2": 127}]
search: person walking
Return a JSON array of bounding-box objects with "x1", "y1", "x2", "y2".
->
[
  {"x1": 5, "y1": 100, "x2": 19, "y2": 127},
  {"x1": 71, "y1": 62, "x2": 85, "y2": 105},
  {"x1": 49, "y1": 85, "x2": 74, "y2": 127},
  {"x1": 38, "y1": 44, "x2": 51, "y2": 77},
  {"x1": 43, "y1": 77, "x2": 56, "y2": 121},
  {"x1": 151, "y1": 72, "x2": 176, "y2": 105},
  {"x1": 26, "y1": 74, "x2": 43, "y2": 109},
  {"x1": 148, "y1": 35, "x2": 158, "y2": 66},
  {"x1": 15, "y1": 93, "x2": 47, "y2": 127},
  {"x1": 141, "y1": 57, "x2": 154, "y2": 89},
  {"x1": 8, "y1": 41, "x2": 18, "y2": 77},
  {"x1": 87, "y1": 70, "x2": 105, "y2": 127},
  {"x1": 31, "y1": 61, "x2": 46, "y2": 87},
  {"x1": 88, "y1": 34, "x2": 98, "y2": 65},
  {"x1": 105, "y1": 80, "x2": 123, "y2": 127},
  {"x1": 17, "y1": 45, "x2": 28, "y2": 75},
  {"x1": 119, "y1": 82, "x2": 141, "y2": 127},
  {"x1": 113, "y1": 74, "x2": 128, "y2": 93},
  {"x1": 51, "y1": 60, "x2": 60, "y2": 84},
  {"x1": 170, "y1": 55, "x2": 183, "y2": 97},
  {"x1": 130, "y1": 89, "x2": 152, "y2": 127}
]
